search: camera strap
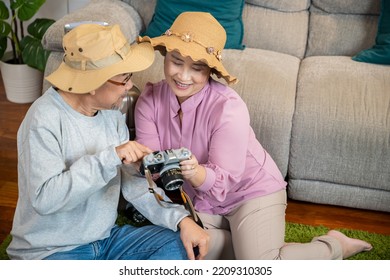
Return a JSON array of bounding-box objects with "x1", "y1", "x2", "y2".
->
[
  {"x1": 144, "y1": 168, "x2": 165, "y2": 203},
  {"x1": 179, "y1": 186, "x2": 204, "y2": 228},
  {"x1": 144, "y1": 168, "x2": 203, "y2": 228}
]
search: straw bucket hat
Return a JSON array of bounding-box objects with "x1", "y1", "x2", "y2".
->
[
  {"x1": 139, "y1": 12, "x2": 237, "y2": 85},
  {"x1": 46, "y1": 24, "x2": 155, "y2": 94}
]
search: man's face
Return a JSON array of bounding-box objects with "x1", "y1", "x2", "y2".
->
[{"x1": 94, "y1": 73, "x2": 134, "y2": 111}]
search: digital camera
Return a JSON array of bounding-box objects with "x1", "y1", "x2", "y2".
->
[{"x1": 141, "y1": 148, "x2": 192, "y2": 191}]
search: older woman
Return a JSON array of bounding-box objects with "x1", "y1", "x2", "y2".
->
[{"x1": 135, "y1": 12, "x2": 372, "y2": 260}]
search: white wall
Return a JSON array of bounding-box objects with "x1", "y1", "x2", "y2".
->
[
  {"x1": 68, "y1": 0, "x2": 90, "y2": 13},
  {"x1": 37, "y1": 0, "x2": 90, "y2": 20}
]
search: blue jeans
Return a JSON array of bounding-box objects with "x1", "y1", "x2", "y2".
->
[{"x1": 44, "y1": 224, "x2": 188, "y2": 260}]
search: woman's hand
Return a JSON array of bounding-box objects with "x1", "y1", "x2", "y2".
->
[
  {"x1": 180, "y1": 154, "x2": 206, "y2": 188},
  {"x1": 178, "y1": 217, "x2": 210, "y2": 260},
  {"x1": 115, "y1": 141, "x2": 153, "y2": 164}
]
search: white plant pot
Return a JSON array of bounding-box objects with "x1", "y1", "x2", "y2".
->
[{"x1": 0, "y1": 54, "x2": 43, "y2": 104}]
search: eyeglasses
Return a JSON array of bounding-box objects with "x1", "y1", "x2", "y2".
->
[{"x1": 107, "y1": 73, "x2": 133, "y2": 86}]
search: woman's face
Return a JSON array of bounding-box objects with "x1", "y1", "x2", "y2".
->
[{"x1": 164, "y1": 51, "x2": 211, "y2": 103}]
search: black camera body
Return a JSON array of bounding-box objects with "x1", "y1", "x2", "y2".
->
[
  {"x1": 141, "y1": 148, "x2": 192, "y2": 191},
  {"x1": 125, "y1": 203, "x2": 149, "y2": 225}
]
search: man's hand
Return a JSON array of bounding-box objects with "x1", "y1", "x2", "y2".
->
[
  {"x1": 179, "y1": 217, "x2": 209, "y2": 260},
  {"x1": 116, "y1": 141, "x2": 153, "y2": 164}
]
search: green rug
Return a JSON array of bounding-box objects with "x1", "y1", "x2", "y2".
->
[
  {"x1": 1, "y1": 222, "x2": 388, "y2": 260},
  {"x1": 284, "y1": 223, "x2": 389, "y2": 260}
]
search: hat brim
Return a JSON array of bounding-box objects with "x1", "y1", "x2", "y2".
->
[
  {"x1": 46, "y1": 42, "x2": 155, "y2": 94},
  {"x1": 139, "y1": 35, "x2": 238, "y2": 85}
]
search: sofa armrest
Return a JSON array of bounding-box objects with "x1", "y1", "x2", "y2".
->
[
  {"x1": 121, "y1": 85, "x2": 141, "y2": 141},
  {"x1": 43, "y1": 0, "x2": 143, "y2": 52}
]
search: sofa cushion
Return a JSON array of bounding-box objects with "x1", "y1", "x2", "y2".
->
[
  {"x1": 223, "y1": 48, "x2": 299, "y2": 177},
  {"x1": 311, "y1": 0, "x2": 381, "y2": 14},
  {"x1": 288, "y1": 180, "x2": 390, "y2": 212},
  {"x1": 42, "y1": 0, "x2": 142, "y2": 51},
  {"x1": 143, "y1": 0, "x2": 245, "y2": 50},
  {"x1": 305, "y1": 6, "x2": 379, "y2": 57},
  {"x1": 352, "y1": 0, "x2": 390, "y2": 65},
  {"x1": 242, "y1": 3, "x2": 308, "y2": 59},
  {"x1": 122, "y1": 0, "x2": 157, "y2": 29},
  {"x1": 290, "y1": 56, "x2": 390, "y2": 196},
  {"x1": 246, "y1": 0, "x2": 310, "y2": 12},
  {"x1": 130, "y1": 50, "x2": 166, "y2": 89}
]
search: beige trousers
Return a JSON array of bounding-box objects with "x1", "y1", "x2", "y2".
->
[{"x1": 197, "y1": 190, "x2": 343, "y2": 260}]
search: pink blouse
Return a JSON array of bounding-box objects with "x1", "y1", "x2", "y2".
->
[{"x1": 135, "y1": 78, "x2": 287, "y2": 215}]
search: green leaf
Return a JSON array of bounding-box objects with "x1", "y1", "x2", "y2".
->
[
  {"x1": 0, "y1": 35, "x2": 7, "y2": 59},
  {"x1": 0, "y1": 1, "x2": 10, "y2": 20},
  {"x1": 20, "y1": 17, "x2": 54, "y2": 71},
  {"x1": 27, "y1": 17, "x2": 55, "y2": 39},
  {"x1": 20, "y1": 35, "x2": 47, "y2": 71},
  {"x1": 12, "y1": 0, "x2": 46, "y2": 22},
  {"x1": 0, "y1": 20, "x2": 11, "y2": 37}
]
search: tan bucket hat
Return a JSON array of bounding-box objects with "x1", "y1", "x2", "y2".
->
[
  {"x1": 46, "y1": 24, "x2": 155, "y2": 94},
  {"x1": 139, "y1": 12, "x2": 238, "y2": 85}
]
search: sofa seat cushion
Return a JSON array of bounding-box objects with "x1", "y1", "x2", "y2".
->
[
  {"x1": 288, "y1": 179, "x2": 390, "y2": 212},
  {"x1": 289, "y1": 56, "x2": 390, "y2": 204}
]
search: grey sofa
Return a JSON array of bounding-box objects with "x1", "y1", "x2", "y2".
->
[{"x1": 42, "y1": 0, "x2": 390, "y2": 212}]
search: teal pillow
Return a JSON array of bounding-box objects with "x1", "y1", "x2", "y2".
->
[
  {"x1": 143, "y1": 0, "x2": 245, "y2": 50},
  {"x1": 352, "y1": 0, "x2": 390, "y2": 64}
]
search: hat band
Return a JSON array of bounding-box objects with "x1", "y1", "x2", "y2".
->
[
  {"x1": 164, "y1": 29, "x2": 222, "y2": 61},
  {"x1": 63, "y1": 43, "x2": 131, "y2": 71}
]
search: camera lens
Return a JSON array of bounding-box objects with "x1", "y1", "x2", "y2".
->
[{"x1": 160, "y1": 167, "x2": 184, "y2": 191}]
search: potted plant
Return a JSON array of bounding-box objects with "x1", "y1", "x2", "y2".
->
[{"x1": 0, "y1": 0, "x2": 55, "y2": 103}]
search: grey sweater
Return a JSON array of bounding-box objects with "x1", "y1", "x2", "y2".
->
[{"x1": 7, "y1": 88, "x2": 189, "y2": 260}]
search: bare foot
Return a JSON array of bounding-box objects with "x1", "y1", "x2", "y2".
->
[{"x1": 327, "y1": 230, "x2": 373, "y2": 259}]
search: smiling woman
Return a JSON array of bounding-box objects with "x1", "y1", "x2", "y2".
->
[
  {"x1": 134, "y1": 11, "x2": 376, "y2": 261},
  {"x1": 163, "y1": 51, "x2": 211, "y2": 104}
]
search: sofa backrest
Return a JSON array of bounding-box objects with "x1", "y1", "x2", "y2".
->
[
  {"x1": 243, "y1": 0, "x2": 380, "y2": 59},
  {"x1": 305, "y1": 0, "x2": 380, "y2": 58},
  {"x1": 126, "y1": 0, "x2": 381, "y2": 59},
  {"x1": 243, "y1": 0, "x2": 310, "y2": 59},
  {"x1": 122, "y1": 0, "x2": 156, "y2": 30}
]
